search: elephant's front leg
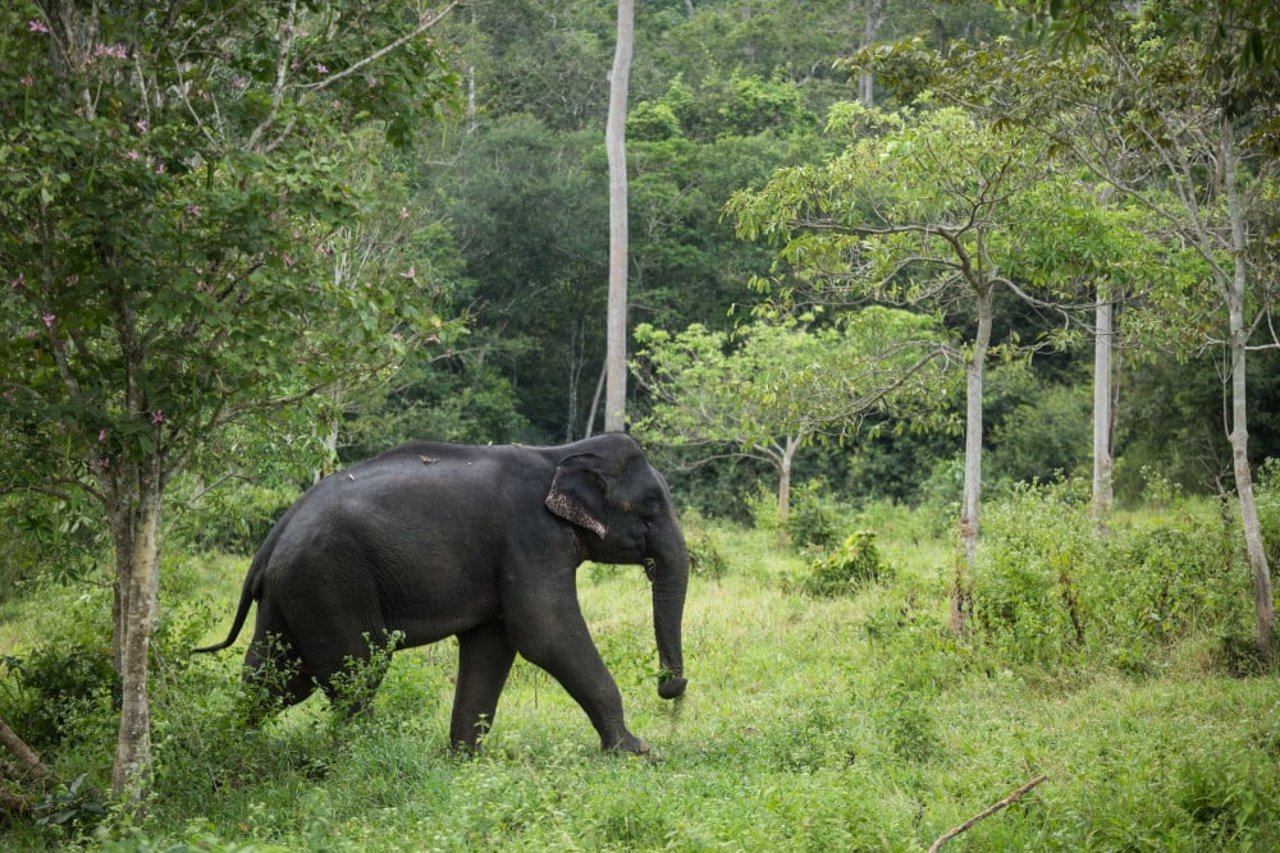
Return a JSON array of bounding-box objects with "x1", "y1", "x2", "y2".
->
[
  {"x1": 504, "y1": 579, "x2": 648, "y2": 754},
  {"x1": 450, "y1": 621, "x2": 516, "y2": 750}
]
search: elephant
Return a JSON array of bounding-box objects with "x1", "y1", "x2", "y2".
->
[{"x1": 194, "y1": 432, "x2": 688, "y2": 754}]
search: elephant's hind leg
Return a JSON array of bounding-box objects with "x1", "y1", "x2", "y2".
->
[
  {"x1": 241, "y1": 633, "x2": 315, "y2": 726},
  {"x1": 450, "y1": 621, "x2": 516, "y2": 750}
]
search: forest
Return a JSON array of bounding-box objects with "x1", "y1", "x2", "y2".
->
[{"x1": 2, "y1": 0, "x2": 1279, "y2": 849}]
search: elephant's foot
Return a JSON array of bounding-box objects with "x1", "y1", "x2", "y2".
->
[{"x1": 605, "y1": 733, "x2": 650, "y2": 754}]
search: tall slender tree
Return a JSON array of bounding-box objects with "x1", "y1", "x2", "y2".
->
[{"x1": 605, "y1": 0, "x2": 635, "y2": 433}]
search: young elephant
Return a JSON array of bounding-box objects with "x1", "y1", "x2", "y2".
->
[{"x1": 195, "y1": 433, "x2": 688, "y2": 753}]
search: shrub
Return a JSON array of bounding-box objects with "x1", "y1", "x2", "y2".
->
[
  {"x1": 786, "y1": 479, "x2": 847, "y2": 549},
  {"x1": 0, "y1": 640, "x2": 119, "y2": 753},
  {"x1": 796, "y1": 531, "x2": 893, "y2": 597},
  {"x1": 972, "y1": 479, "x2": 1248, "y2": 673}
]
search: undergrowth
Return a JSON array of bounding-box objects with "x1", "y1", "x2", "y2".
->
[{"x1": 1, "y1": 484, "x2": 1278, "y2": 850}]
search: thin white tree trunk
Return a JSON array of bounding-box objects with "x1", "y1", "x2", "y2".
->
[
  {"x1": 1222, "y1": 120, "x2": 1273, "y2": 660},
  {"x1": 859, "y1": 0, "x2": 884, "y2": 107},
  {"x1": 604, "y1": 0, "x2": 634, "y2": 433},
  {"x1": 952, "y1": 285, "x2": 992, "y2": 635},
  {"x1": 110, "y1": 481, "x2": 162, "y2": 804},
  {"x1": 1092, "y1": 292, "x2": 1114, "y2": 528},
  {"x1": 777, "y1": 435, "x2": 798, "y2": 527}
]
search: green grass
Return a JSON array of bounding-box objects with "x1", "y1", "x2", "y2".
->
[{"x1": 2, "y1": 522, "x2": 1278, "y2": 851}]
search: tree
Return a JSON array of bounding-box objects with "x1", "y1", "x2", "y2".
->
[
  {"x1": 634, "y1": 307, "x2": 949, "y2": 525},
  {"x1": 0, "y1": 1, "x2": 458, "y2": 802},
  {"x1": 731, "y1": 104, "x2": 1076, "y2": 630},
  {"x1": 605, "y1": 0, "x2": 635, "y2": 433},
  {"x1": 857, "y1": 0, "x2": 1279, "y2": 657}
]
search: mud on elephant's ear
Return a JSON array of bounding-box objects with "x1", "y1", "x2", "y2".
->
[{"x1": 545, "y1": 453, "x2": 609, "y2": 539}]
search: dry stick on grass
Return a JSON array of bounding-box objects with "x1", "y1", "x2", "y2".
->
[{"x1": 927, "y1": 775, "x2": 1048, "y2": 853}]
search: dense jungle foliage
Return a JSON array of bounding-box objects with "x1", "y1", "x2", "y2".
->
[{"x1": 2, "y1": 0, "x2": 1279, "y2": 848}]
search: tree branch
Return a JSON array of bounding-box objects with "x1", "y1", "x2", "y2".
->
[
  {"x1": 301, "y1": 3, "x2": 459, "y2": 93},
  {"x1": 0, "y1": 718, "x2": 54, "y2": 787},
  {"x1": 927, "y1": 775, "x2": 1047, "y2": 853}
]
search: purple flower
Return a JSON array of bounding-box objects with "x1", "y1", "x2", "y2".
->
[
  {"x1": 185, "y1": 204, "x2": 201, "y2": 217},
  {"x1": 28, "y1": 19, "x2": 50, "y2": 34},
  {"x1": 41, "y1": 312, "x2": 55, "y2": 329},
  {"x1": 314, "y1": 62, "x2": 329, "y2": 75},
  {"x1": 135, "y1": 118, "x2": 148, "y2": 134},
  {"x1": 126, "y1": 149, "x2": 140, "y2": 160},
  {"x1": 150, "y1": 410, "x2": 164, "y2": 424}
]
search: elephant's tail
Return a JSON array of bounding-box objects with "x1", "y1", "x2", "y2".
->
[{"x1": 191, "y1": 536, "x2": 271, "y2": 654}]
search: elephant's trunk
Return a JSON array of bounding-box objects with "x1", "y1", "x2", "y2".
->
[{"x1": 650, "y1": 519, "x2": 688, "y2": 700}]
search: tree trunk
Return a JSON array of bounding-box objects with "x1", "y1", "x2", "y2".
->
[
  {"x1": 604, "y1": 0, "x2": 634, "y2": 433},
  {"x1": 107, "y1": 473, "x2": 164, "y2": 805},
  {"x1": 951, "y1": 284, "x2": 993, "y2": 635},
  {"x1": 1222, "y1": 121, "x2": 1273, "y2": 661},
  {"x1": 777, "y1": 436, "x2": 798, "y2": 528},
  {"x1": 859, "y1": 0, "x2": 885, "y2": 107},
  {"x1": 584, "y1": 358, "x2": 607, "y2": 439},
  {"x1": 1092, "y1": 291, "x2": 1114, "y2": 528}
]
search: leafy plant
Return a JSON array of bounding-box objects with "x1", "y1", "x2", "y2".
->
[{"x1": 796, "y1": 531, "x2": 893, "y2": 597}]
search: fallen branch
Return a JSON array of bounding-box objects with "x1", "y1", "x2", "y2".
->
[
  {"x1": 928, "y1": 775, "x2": 1047, "y2": 853},
  {"x1": 1, "y1": 789, "x2": 33, "y2": 817},
  {"x1": 0, "y1": 718, "x2": 53, "y2": 785}
]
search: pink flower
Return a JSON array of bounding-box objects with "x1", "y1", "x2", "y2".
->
[
  {"x1": 185, "y1": 204, "x2": 201, "y2": 217},
  {"x1": 10, "y1": 273, "x2": 24, "y2": 289},
  {"x1": 20, "y1": 75, "x2": 33, "y2": 87},
  {"x1": 99, "y1": 429, "x2": 108, "y2": 442},
  {"x1": 135, "y1": 118, "x2": 148, "y2": 134},
  {"x1": 232, "y1": 75, "x2": 249, "y2": 91},
  {"x1": 314, "y1": 63, "x2": 329, "y2": 75},
  {"x1": 155, "y1": 162, "x2": 165, "y2": 175},
  {"x1": 150, "y1": 410, "x2": 164, "y2": 424},
  {"x1": 126, "y1": 149, "x2": 139, "y2": 160},
  {"x1": 28, "y1": 19, "x2": 50, "y2": 34},
  {"x1": 400, "y1": 265, "x2": 416, "y2": 280},
  {"x1": 282, "y1": 253, "x2": 295, "y2": 268},
  {"x1": 398, "y1": 207, "x2": 410, "y2": 220},
  {"x1": 41, "y1": 312, "x2": 55, "y2": 328},
  {"x1": 367, "y1": 76, "x2": 379, "y2": 89}
]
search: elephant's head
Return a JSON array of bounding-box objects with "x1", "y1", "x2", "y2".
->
[{"x1": 545, "y1": 433, "x2": 688, "y2": 700}]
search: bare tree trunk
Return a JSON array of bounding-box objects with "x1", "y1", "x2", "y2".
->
[
  {"x1": 108, "y1": 473, "x2": 163, "y2": 806},
  {"x1": 584, "y1": 358, "x2": 607, "y2": 439},
  {"x1": 604, "y1": 0, "x2": 634, "y2": 433},
  {"x1": 859, "y1": 0, "x2": 885, "y2": 107},
  {"x1": 951, "y1": 284, "x2": 992, "y2": 635},
  {"x1": 777, "y1": 436, "x2": 799, "y2": 527},
  {"x1": 1222, "y1": 121, "x2": 1273, "y2": 661},
  {"x1": 1092, "y1": 291, "x2": 1114, "y2": 528}
]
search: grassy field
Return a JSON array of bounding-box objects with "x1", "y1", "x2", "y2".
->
[{"x1": 2, "y1": 517, "x2": 1279, "y2": 851}]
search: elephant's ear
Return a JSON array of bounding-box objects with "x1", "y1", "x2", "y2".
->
[{"x1": 545, "y1": 454, "x2": 609, "y2": 540}]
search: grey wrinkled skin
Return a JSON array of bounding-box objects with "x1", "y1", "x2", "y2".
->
[{"x1": 195, "y1": 433, "x2": 688, "y2": 753}]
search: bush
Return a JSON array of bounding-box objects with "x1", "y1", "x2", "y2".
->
[
  {"x1": 972, "y1": 479, "x2": 1248, "y2": 672},
  {"x1": 786, "y1": 479, "x2": 847, "y2": 550},
  {"x1": 795, "y1": 531, "x2": 893, "y2": 597}
]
